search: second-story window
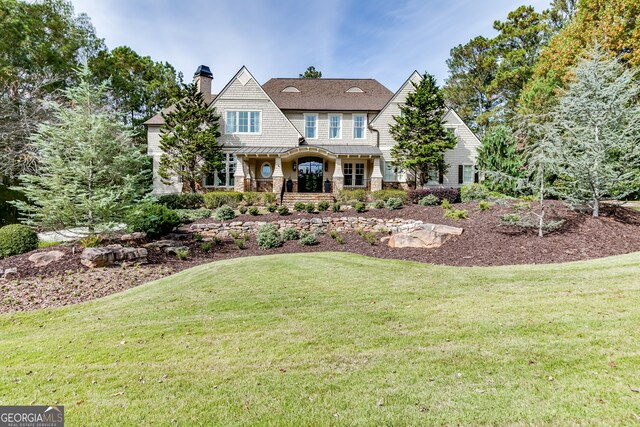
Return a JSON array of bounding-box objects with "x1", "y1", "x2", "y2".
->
[
  {"x1": 226, "y1": 111, "x2": 261, "y2": 134},
  {"x1": 353, "y1": 114, "x2": 366, "y2": 139},
  {"x1": 304, "y1": 114, "x2": 317, "y2": 139},
  {"x1": 329, "y1": 114, "x2": 342, "y2": 139}
]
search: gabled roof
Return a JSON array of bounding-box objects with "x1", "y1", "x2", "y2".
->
[
  {"x1": 370, "y1": 70, "x2": 421, "y2": 126},
  {"x1": 262, "y1": 78, "x2": 393, "y2": 111}
]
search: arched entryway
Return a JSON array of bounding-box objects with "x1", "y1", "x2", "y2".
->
[{"x1": 297, "y1": 156, "x2": 323, "y2": 192}]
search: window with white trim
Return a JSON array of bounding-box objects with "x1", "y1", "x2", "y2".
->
[
  {"x1": 353, "y1": 114, "x2": 366, "y2": 139},
  {"x1": 344, "y1": 162, "x2": 365, "y2": 187},
  {"x1": 261, "y1": 162, "x2": 272, "y2": 178},
  {"x1": 225, "y1": 111, "x2": 261, "y2": 134},
  {"x1": 304, "y1": 114, "x2": 317, "y2": 139},
  {"x1": 427, "y1": 169, "x2": 439, "y2": 185},
  {"x1": 383, "y1": 162, "x2": 402, "y2": 182},
  {"x1": 205, "y1": 153, "x2": 236, "y2": 188},
  {"x1": 329, "y1": 114, "x2": 342, "y2": 139},
  {"x1": 462, "y1": 165, "x2": 474, "y2": 184}
]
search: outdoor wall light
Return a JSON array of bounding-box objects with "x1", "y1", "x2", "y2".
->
[{"x1": 292, "y1": 161, "x2": 297, "y2": 172}]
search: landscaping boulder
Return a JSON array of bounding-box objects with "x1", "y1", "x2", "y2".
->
[
  {"x1": 120, "y1": 232, "x2": 147, "y2": 242},
  {"x1": 387, "y1": 224, "x2": 463, "y2": 249},
  {"x1": 1, "y1": 267, "x2": 18, "y2": 280},
  {"x1": 81, "y1": 244, "x2": 148, "y2": 268},
  {"x1": 164, "y1": 246, "x2": 189, "y2": 255},
  {"x1": 144, "y1": 240, "x2": 183, "y2": 249},
  {"x1": 28, "y1": 250, "x2": 65, "y2": 267}
]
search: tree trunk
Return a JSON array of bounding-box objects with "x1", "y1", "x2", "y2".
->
[{"x1": 593, "y1": 198, "x2": 599, "y2": 217}]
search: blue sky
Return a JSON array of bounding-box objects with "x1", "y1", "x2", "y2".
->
[{"x1": 70, "y1": 0, "x2": 552, "y2": 93}]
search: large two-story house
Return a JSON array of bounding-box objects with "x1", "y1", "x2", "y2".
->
[{"x1": 145, "y1": 65, "x2": 480, "y2": 196}]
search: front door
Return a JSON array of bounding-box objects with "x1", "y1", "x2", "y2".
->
[{"x1": 298, "y1": 157, "x2": 323, "y2": 193}]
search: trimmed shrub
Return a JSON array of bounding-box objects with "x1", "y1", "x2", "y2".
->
[
  {"x1": 354, "y1": 202, "x2": 366, "y2": 213},
  {"x1": 175, "y1": 248, "x2": 189, "y2": 260},
  {"x1": 282, "y1": 227, "x2": 300, "y2": 241},
  {"x1": 238, "y1": 205, "x2": 248, "y2": 215},
  {"x1": 385, "y1": 197, "x2": 403, "y2": 211},
  {"x1": 299, "y1": 232, "x2": 317, "y2": 246},
  {"x1": 200, "y1": 242, "x2": 211, "y2": 252},
  {"x1": 293, "y1": 202, "x2": 306, "y2": 212},
  {"x1": 242, "y1": 192, "x2": 261, "y2": 206},
  {"x1": 408, "y1": 188, "x2": 460, "y2": 204},
  {"x1": 277, "y1": 206, "x2": 290, "y2": 216},
  {"x1": 336, "y1": 189, "x2": 369, "y2": 203},
  {"x1": 477, "y1": 200, "x2": 492, "y2": 211},
  {"x1": 248, "y1": 207, "x2": 260, "y2": 216},
  {"x1": 372, "y1": 189, "x2": 408, "y2": 203},
  {"x1": 0, "y1": 224, "x2": 38, "y2": 258},
  {"x1": 444, "y1": 208, "x2": 468, "y2": 221},
  {"x1": 418, "y1": 194, "x2": 440, "y2": 206},
  {"x1": 158, "y1": 193, "x2": 204, "y2": 210},
  {"x1": 256, "y1": 224, "x2": 282, "y2": 250},
  {"x1": 125, "y1": 203, "x2": 181, "y2": 238},
  {"x1": 332, "y1": 202, "x2": 341, "y2": 213},
  {"x1": 175, "y1": 208, "x2": 212, "y2": 222},
  {"x1": 500, "y1": 213, "x2": 522, "y2": 225},
  {"x1": 460, "y1": 183, "x2": 491, "y2": 202},
  {"x1": 441, "y1": 199, "x2": 451, "y2": 210},
  {"x1": 317, "y1": 200, "x2": 330, "y2": 211},
  {"x1": 215, "y1": 205, "x2": 236, "y2": 221},
  {"x1": 204, "y1": 191, "x2": 244, "y2": 209},
  {"x1": 267, "y1": 204, "x2": 277, "y2": 213},
  {"x1": 304, "y1": 203, "x2": 315, "y2": 213},
  {"x1": 371, "y1": 200, "x2": 385, "y2": 209},
  {"x1": 263, "y1": 193, "x2": 277, "y2": 204}
]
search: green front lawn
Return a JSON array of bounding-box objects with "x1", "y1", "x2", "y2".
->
[{"x1": 2, "y1": 253, "x2": 640, "y2": 426}]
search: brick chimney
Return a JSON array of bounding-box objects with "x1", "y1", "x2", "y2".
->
[{"x1": 193, "y1": 65, "x2": 213, "y2": 104}]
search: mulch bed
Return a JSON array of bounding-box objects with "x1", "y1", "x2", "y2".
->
[{"x1": 1, "y1": 200, "x2": 640, "y2": 314}]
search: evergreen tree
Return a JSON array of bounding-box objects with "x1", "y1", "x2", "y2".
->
[
  {"x1": 13, "y1": 66, "x2": 149, "y2": 233},
  {"x1": 541, "y1": 45, "x2": 640, "y2": 217},
  {"x1": 443, "y1": 36, "x2": 498, "y2": 135},
  {"x1": 476, "y1": 125, "x2": 524, "y2": 195},
  {"x1": 158, "y1": 83, "x2": 223, "y2": 193},
  {"x1": 390, "y1": 73, "x2": 457, "y2": 187},
  {"x1": 89, "y1": 46, "x2": 184, "y2": 142},
  {"x1": 299, "y1": 66, "x2": 322, "y2": 79}
]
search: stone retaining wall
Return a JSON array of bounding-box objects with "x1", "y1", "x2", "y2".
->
[{"x1": 190, "y1": 217, "x2": 429, "y2": 236}]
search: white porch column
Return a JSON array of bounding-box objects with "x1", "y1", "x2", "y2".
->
[
  {"x1": 371, "y1": 157, "x2": 383, "y2": 192},
  {"x1": 233, "y1": 157, "x2": 246, "y2": 192},
  {"x1": 333, "y1": 157, "x2": 344, "y2": 192},
  {"x1": 272, "y1": 157, "x2": 284, "y2": 194}
]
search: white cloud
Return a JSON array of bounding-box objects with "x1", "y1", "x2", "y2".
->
[{"x1": 70, "y1": 0, "x2": 555, "y2": 93}]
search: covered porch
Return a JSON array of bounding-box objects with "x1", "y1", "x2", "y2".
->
[{"x1": 232, "y1": 145, "x2": 384, "y2": 195}]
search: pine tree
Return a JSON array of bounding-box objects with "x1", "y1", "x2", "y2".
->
[
  {"x1": 541, "y1": 45, "x2": 640, "y2": 217},
  {"x1": 390, "y1": 73, "x2": 457, "y2": 187},
  {"x1": 476, "y1": 125, "x2": 524, "y2": 195},
  {"x1": 13, "y1": 66, "x2": 149, "y2": 233},
  {"x1": 299, "y1": 66, "x2": 322, "y2": 79},
  {"x1": 158, "y1": 83, "x2": 222, "y2": 193}
]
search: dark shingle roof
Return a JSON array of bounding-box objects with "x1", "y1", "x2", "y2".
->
[{"x1": 262, "y1": 78, "x2": 393, "y2": 111}]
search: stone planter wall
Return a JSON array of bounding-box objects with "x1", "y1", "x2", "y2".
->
[{"x1": 190, "y1": 217, "x2": 429, "y2": 236}]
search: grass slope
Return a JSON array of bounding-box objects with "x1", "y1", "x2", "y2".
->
[{"x1": 1, "y1": 252, "x2": 640, "y2": 426}]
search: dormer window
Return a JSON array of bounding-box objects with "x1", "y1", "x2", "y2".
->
[
  {"x1": 346, "y1": 86, "x2": 364, "y2": 93},
  {"x1": 282, "y1": 86, "x2": 300, "y2": 93}
]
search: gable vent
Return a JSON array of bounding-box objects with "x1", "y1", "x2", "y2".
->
[
  {"x1": 346, "y1": 86, "x2": 364, "y2": 93},
  {"x1": 282, "y1": 86, "x2": 300, "y2": 93}
]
